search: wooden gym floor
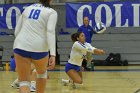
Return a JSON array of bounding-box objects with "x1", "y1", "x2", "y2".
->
[{"x1": 0, "y1": 66, "x2": 140, "y2": 93}]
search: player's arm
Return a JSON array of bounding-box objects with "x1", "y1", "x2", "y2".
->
[
  {"x1": 46, "y1": 11, "x2": 58, "y2": 56},
  {"x1": 86, "y1": 43, "x2": 105, "y2": 54},
  {"x1": 14, "y1": 15, "x2": 23, "y2": 37},
  {"x1": 46, "y1": 11, "x2": 57, "y2": 69},
  {"x1": 74, "y1": 42, "x2": 96, "y2": 53}
]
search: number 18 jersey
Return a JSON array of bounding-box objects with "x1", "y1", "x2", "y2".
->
[{"x1": 13, "y1": 4, "x2": 57, "y2": 55}]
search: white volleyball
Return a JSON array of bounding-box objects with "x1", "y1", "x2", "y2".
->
[{"x1": 94, "y1": 22, "x2": 106, "y2": 34}]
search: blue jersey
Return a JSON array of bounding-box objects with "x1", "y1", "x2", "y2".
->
[
  {"x1": 78, "y1": 25, "x2": 96, "y2": 43},
  {"x1": 10, "y1": 58, "x2": 16, "y2": 71}
]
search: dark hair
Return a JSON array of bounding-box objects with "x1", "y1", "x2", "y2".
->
[
  {"x1": 11, "y1": 55, "x2": 14, "y2": 58},
  {"x1": 39, "y1": 0, "x2": 51, "y2": 7},
  {"x1": 71, "y1": 32, "x2": 83, "y2": 42}
]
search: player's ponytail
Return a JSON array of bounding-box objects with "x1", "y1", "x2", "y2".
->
[
  {"x1": 71, "y1": 32, "x2": 83, "y2": 42},
  {"x1": 71, "y1": 33, "x2": 77, "y2": 42},
  {"x1": 39, "y1": 0, "x2": 51, "y2": 7}
]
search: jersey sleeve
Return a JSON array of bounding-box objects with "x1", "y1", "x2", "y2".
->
[
  {"x1": 46, "y1": 11, "x2": 58, "y2": 56},
  {"x1": 14, "y1": 15, "x2": 23, "y2": 37},
  {"x1": 86, "y1": 42, "x2": 97, "y2": 53},
  {"x1": 73, "y1": 42, "x2": 96, "y2": 53}
]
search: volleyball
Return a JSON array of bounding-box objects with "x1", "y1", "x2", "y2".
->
[{"x1": 94, "y1": 22, "x2": 106, "y2": 34}]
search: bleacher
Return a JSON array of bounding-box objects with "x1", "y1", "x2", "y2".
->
[
  {"x1": 0, "y1": 29, "x2": 14, "y2": 63},
  {"x1": 57, "y1": 27, "x2": 140, "y2": 65}
]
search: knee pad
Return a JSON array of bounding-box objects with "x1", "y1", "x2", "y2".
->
[
  {"x1": 19, "y1": 81, "x2": 30, "y2": 87},
  {"x1": 37, "y1": 70, "x2": 47, "y2": 78}
]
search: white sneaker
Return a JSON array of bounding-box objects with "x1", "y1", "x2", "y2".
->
[
  {"x1": 71, "y1": 83, "x2": 76, "y2": 89},
  {"x1": 61, "y1": 79, "x2": 70, "y2": 86},
  {"x1": 30, "y1": 85, "x2": 36, "y2": 92},
  {"x1": 74, "y1": 83, "x2": 83, "y2": 89},
  {"x1": 70, "y1": 81, "x2": 83, "y2": 89},
  {"x1": 11, "y1": 83, "x2": 20, "y2": 89}
]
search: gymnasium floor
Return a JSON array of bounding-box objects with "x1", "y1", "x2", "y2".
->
[{"x1": 0, "y1": 66, "x2": 140, "y2": 93}]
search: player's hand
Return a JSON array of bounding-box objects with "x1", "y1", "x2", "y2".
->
[
  {"x1": 94, "y1": 49, "x2": 105, "y2": 54},
  {"x1": 48, "y1": 56, "x2": 56, "y2": 70}
]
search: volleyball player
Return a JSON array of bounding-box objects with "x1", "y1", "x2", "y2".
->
[
  {"x1": 13, "y1": 0, "x2": 57, "y2": 93},
  {"x1": 62, "y1": 32, "x2": 105, "y2": 88}
]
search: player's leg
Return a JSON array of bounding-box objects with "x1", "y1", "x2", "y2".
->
[
  {"x1": 30, "y1": 64, "x2": 36, "y2": 92},
  {"x1": 32, "y1": 55, "x2": 48, "y2": 93},
  {"x1": 30, "y1": 63, "x2": 36, "y2": 81},
  {"x1": 14, "y1": 53, "x2": 31, "y2": 93},
  {"x1": 78, "y1": 71, "x2": 82, "y2": 80},
  {"x1": 66, "y1": 70, "x2": 82, "y2": 84},
  {"x1": 65, "y1": 63, "x2": 82, "y2": 84},
  {"x1": 11, "y1": 78, "x2": 19, "y2": 89},
  {"x1": 11, "y1": 62, "x2": 36, "y2": 91},
  {"x1": 10, "y1": 58, "x2": 20, "y2": 88},
  {"x1": 74, "y1": 71, "x2": 84, "y2": 88},
  {"x1": 65, "y1": 63, "x2": 83, "y2": 84}
]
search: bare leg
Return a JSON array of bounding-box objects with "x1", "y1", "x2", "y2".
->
[
  {"x1": 30, "y1": 64, "x2": 37, "y2": 92},
  {"x1": 30, "y1": 71, "x2": 36, "y2": 82},
  {"x1": 14, "y1": 53, "x2": 31, "y2": 93},
  {"x1": 66, "y1": 69, "x2": 82, "y2": 84},
  {"x1": 30, "y1": 64, "x2": 36, "y2": 82},
  {"x1": 78, "y1": 71, "x2": 82, "y2": 80},
  {"x1": 32, "y1": 56, "x2": 48, "y2": 93}
]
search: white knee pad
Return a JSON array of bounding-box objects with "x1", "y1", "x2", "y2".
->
[
  {"x1": 37, "y1": 70, "x2": 47, "y2": 78},
  {"x1": 19, "y1": 81, "x2": 30, "y2": 87}
]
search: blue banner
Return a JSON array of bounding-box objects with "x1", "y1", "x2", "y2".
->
[
  {"x1": 0, "y1": 4, "x2": 30, "y2": 29},
  {"x1": 66, "y1": 2, "x2": 140, "y2": 28}
]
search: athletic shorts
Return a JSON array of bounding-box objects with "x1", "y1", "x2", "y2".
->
[
  {"x1": 65, "y1": 63, "x2": 81, "y2": 72},
  {"x1": 14, "y1": 48, "x2": 48, "y2": 60}
]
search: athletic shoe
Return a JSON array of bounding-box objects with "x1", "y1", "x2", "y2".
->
[
  {"x1": 71, "y1": 83, "x2": 76, "y2": 89},
  {"x1": 11, "y1": 83, "x2": 20, "y2": 89},
  {"x1": 61, "y1": 79, "x2": 70, "y2": 86},
  {"x1": 30, "y1": 84, "x2": 36, "y2": 92},
  {"x1": 30, "y1": 81, "x2": 36, "y2": 92}
]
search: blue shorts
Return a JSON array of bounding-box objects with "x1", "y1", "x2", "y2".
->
[
  {"x1": 65, "y1": 63, "x2": 81, "y2": 72},
  {"x1": 14, "y1": 48, "x2": 48, "y2": 60}
]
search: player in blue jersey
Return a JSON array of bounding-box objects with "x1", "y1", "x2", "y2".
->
[{"x1": 13, "y1": 0, "x2": 57, "y2": 93}]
